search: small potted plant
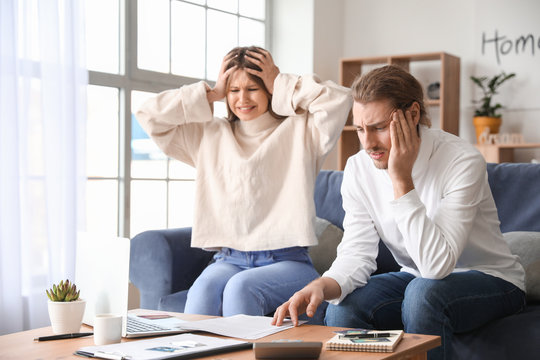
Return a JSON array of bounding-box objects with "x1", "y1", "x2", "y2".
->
[
  {"x1": 470, "y1": 71, "x2": 516, "y2": 143},
  {"x1": 46, "y1": 279, "x2": 86, "y2": 334}
]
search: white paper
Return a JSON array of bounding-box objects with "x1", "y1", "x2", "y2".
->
[
  {"x1": 178, "y1": 314, "x2": 303, "y2": 340},
  {"x1": 76, "y1": 333, "x2": 248, "y2": 360}
]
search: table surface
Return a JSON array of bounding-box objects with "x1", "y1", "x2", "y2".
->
[{"x1": 0, "y1": 309, "x2": 440, "y2": 360}]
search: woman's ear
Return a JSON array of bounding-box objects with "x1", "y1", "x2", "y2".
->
[{"x1": 410, "y1": 102, "x2": 421, "y2": 126}]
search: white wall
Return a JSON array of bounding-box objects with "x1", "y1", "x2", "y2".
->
[
  {"x1": 341, "y1": 0, "x2": 540, "y2": 162},
  {"x1": 272, "y1": 0, "x2": 540, "y2": 166},
  {"x1": 313, "y1": 0, "x2": 345, "y2": 83},
  {"x1": 271, "y1": 0, "x2": 346, "y2": 169},
  {"x1": 312, "y1": 0, "x2": 346, "y2": 169},
  {"x1": 271, "y1": 0, "x2": 314, "y2": 75}
]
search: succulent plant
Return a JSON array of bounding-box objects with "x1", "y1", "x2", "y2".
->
[{"x1": 46, "y1": 279, "x2": 80, "y2": 302}]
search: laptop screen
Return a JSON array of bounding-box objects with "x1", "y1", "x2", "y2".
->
[{"x1": 75, "y1": 233, "x2": 131, "y2": 326}]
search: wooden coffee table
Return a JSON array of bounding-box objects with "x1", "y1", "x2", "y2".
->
[{"x1": 0, "y1": 309, "x2": 440, "y2": 360}]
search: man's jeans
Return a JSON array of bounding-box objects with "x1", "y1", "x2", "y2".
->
[
  {"x1": 325, "y1": 271, "x2": 525, "y2": 360},
  {"x1": 184, "y1": 247, "x2": 319, "y2": 317}
]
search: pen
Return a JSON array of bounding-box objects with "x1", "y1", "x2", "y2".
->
[
  {"x1": 34, "y1": 332, "x2": 93, "y2": 341},
  {"x1": 341, "y1": 332, "x2": 393, "y2": 339}
]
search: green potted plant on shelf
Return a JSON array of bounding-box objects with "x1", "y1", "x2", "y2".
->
[
  {"x1": 470, "y1": 71, "x2": 516, "y2": 143},
  {"x1": 46, "y1": 279, "x2": 86, "y2": 334}
]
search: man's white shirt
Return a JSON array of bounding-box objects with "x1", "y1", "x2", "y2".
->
[{"x1": 323, "y1": 126, "x2": 525, "y2": 304}]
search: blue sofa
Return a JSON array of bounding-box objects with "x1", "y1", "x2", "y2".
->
[{"x1": 130, "y1": 162, "x2": 540, "y2": 359}]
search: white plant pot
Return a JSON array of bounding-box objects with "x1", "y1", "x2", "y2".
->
[{"x1": 47, "y1": 299, "x2": 86, "y2": 334}]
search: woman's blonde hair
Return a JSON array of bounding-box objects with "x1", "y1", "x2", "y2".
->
[{"x1": 224, "y1": 46, "x2": 286, "y2": 121}]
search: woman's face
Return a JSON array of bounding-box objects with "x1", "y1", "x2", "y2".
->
[{"x1": 226, "y1": 69, "x2": 269, "y2": 121}]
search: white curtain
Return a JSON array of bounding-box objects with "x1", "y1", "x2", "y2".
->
[{"x1": 0, "y1": 0, "x2": 87, "y2": 335}]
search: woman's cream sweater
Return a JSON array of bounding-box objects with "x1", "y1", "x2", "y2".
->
[{"x1": 136, "y1": 73, "x2": 352, "y2": 251}]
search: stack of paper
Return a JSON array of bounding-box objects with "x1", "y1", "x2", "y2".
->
[
  {"x1": 76, "y1": 333, "x2": 251, "y2": 360},
  {"x1": 179, "y1": 314, "x2": 302, "y2": 340}
]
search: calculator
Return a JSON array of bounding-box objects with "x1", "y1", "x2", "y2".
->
[{"x1": 253, "y1": 341, "x2": 323, "y2": 359}]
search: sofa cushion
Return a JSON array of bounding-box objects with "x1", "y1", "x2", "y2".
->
[
  {"x1": 453, "y1": 304, "x2": 540, "y2": 360},
  {"x1": 503, "y1": 231, "x2": 540, "y2": 301},
  {"x1": 158, "y1": 289, "x2": 188, "y2": 313},
  {"x1": 314, "y1": 171, "x2": 345, "y2": 230},
  {"x1": 487, "y1": 163, "x2": 540, "y2": 232},
  {"x1": 310, "y1": 217, "x2": 343, "y2": 274}
]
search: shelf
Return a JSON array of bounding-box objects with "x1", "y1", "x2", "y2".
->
[{"x1": 475, "y1": 143, "x2": 540, "y2": 163}]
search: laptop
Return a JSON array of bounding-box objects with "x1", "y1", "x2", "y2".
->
[{"x1": 75, "y1": 232, "x2": 189, "y2": 338}]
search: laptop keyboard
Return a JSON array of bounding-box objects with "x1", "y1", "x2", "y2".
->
[{"x1": 126, "y1": 316, "x2": 169, "y2": 333}]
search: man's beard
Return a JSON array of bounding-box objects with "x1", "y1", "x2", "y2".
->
[{"x1": 373, "y1": 160, "x2": 388, "y2": 170}]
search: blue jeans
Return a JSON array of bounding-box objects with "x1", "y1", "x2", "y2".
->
[
  {"x1": 325, "y1": 271, "x2": 525, "y2": 360},
  {"x1": 184, "y1": 247, "x2": 319, "y2": 317}
]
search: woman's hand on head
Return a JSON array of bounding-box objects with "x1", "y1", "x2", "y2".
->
[
  {"x1": 207, "y1": 53, "x2": 237, "y2": 103},
  {"x1": 245, "y1": 49, "x2": 280, "y2": 94}
]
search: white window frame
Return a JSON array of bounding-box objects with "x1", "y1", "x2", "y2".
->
[{"x1": 87, "y1": 0, "x2": 271, "y2": 237}]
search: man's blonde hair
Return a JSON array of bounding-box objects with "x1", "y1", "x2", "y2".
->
[{"x1": 351, "y1": 65, "x2": 431, "y2": 127}]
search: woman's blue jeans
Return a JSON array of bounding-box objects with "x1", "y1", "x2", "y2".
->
[
  {"x1": 325, "y1": 271, "x2": 525, "y2": 360},
  {"x1": 184, "y1": 247, "x2": 319, "y2": 317}
]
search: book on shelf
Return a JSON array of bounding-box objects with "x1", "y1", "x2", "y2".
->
[{"x1": 326, "y1": 329, "x2": 404, "y2": 353}]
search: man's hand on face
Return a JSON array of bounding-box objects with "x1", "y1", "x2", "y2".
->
[{"x1": 388, "y1": 108, "x2": 421, "y2": 199}]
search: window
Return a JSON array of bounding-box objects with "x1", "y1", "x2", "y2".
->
[{"x1": 85, "y1": 0, "x2": 268, "y2": 237}]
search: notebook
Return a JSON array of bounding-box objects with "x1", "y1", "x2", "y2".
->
[
  {"x1": 75, "y1": 232, "x2": 189, "y2": 338},
  {"x1": 325, "y1": 329, "x2": 404, "y2": 353}
]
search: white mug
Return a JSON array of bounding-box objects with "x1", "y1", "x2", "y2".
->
[{"x1": 94, "y1": 314, "x2": 123, "y2": 345}]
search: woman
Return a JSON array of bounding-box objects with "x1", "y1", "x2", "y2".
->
[{"x1": 136, "y1": 46, "x2": 352, "y2": 316}]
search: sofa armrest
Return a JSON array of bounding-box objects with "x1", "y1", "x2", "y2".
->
[{"x1": 129, "y1": 228, "x2": 214, "y2": 310}]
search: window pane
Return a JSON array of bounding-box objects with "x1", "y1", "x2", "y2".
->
[
  {"x1": 86, "y1": 180, "x2": 118, "y2": 235},
  {"x1": 137, "y1": 0, "x2": 170, "y2": 73},
  {"x1": 207, "y1": 10, "x2": 238, "y2": 81},
  {"x1": 17, "y1": 1, "x2": 40, "y2": 60},
  {"x1": 87, "y1": 85, "x2": 119, "y2": 177},
  {"x1": 185, "y1": 0, "x2": 205, "y2": 5},
  {"x1": 207, "y1": 0, "x2": 237, "y2": 13},
  {"x1": 24, "y1": 78, "x2": 44, "y2": 176},
  {"x1": 239, "y1": 0, "x2": 265, "y2": 19},
  {"x1": 25, "y1": 179, "x2": 47, "y2": 271},
  {"x1": 169, "y1": 160, "x2": 196, "y2": 179},
  {"x1": 168, "y1": 181, "x2": 195, "y2": 228},
  {"x1": 171, "y1": 2, "x2": 205, "y2": 78},
  {"x1": 213, "y1": 101, "x2": 228, "y2": 118},
  {"x1": 130, "y1": 180, "x2": 167, "y2": 237},
  {"x1": 131, "y1": 154, "x2": 168, "y2": 179},
  {"x1": 239, "y1": 18, "x2": 265, "y2": 48},
  {"x1": 85, "y1": 0, "x2": 119, "y2": 73},
  {"x1": 131, "y1": 90, "x2": 167, "y2": 179}
]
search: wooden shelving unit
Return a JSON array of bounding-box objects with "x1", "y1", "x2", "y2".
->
[
  {"x1": 475, "y1": 143, "x2": 540, "y2": 163},
  {"x1": 337, "y1": 52, "x2": 461, "y2": 169}
]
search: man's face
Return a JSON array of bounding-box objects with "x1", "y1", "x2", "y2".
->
[{"x1": 353, "y1": 100, "x2": 394, "y2": 169}]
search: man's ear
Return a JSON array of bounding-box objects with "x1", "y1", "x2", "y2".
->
[{"x1": 410, "y1": 102, "x2": 421, "y2": 126}]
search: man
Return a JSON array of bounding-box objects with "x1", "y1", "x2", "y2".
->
[{"x1": 272, "y1": 65, "x2": 526, "y2": 360}]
